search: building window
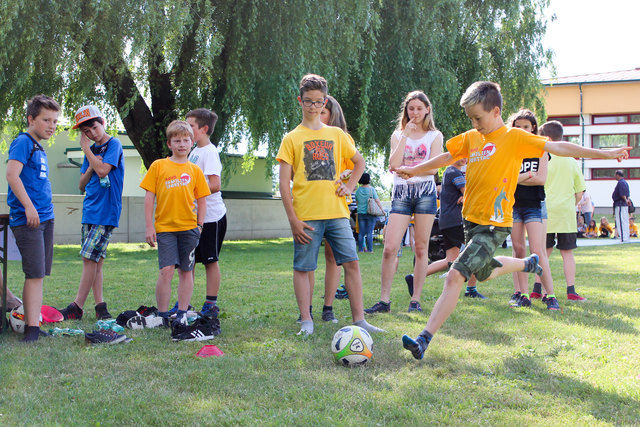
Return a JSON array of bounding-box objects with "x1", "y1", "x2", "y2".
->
[
  {"x1": 591, "y1": 168, "x2": 638, "y2": 180},
  {"x1": 563, "y1": 136, "x2": 580, "y2": 144},
  {"x1": 593, "y1": 113, "x2": 640, "y2": 124},
  {"x1": 592, "y1": 134, "x2": 640, "y2": 157},
  {"x1": 548, "y1": 116, "x2": 580, "y2": 126}
]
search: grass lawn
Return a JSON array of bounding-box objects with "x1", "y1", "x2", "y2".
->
[{"x1": 1, "y1": 239, "x2": 639, "y2": 425}]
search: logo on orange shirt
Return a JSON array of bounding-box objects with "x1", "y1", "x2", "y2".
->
[{"x1": 469, "y1": 143, "x2": 496, "y2": 164}]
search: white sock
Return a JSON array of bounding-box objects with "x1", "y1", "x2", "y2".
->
[
  {"x1": 297, "y1": 320, "x2": 314, "y2": 335},
  {"x1": 354, "y1": 319, "x2": 385, "y2": 333}
]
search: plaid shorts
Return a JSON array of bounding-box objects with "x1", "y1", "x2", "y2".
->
[{"x1": 80, "y1": 224, "x2": 114, "y2": 262}]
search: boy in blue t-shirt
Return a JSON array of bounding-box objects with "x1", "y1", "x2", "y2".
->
[
  {"x1": 58, "y1": 105, "x2": 125, "y2": 321},
  {"x1": 6, "y1": 95, "x2": 60, "y2": 342}
]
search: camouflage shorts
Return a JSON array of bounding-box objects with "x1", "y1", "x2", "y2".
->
[{"x1": 451, "y1": 220, "x2": 511, "y2": 282}]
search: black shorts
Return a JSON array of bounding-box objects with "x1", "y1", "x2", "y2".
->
[
  {"x1": 441, "y1": 225, "x2": 464, "y2": 251},
  {"x1": 195, "y1": 215, "x2": 227, "y2": 264},
  {"x1": 546, "y1": 232, "x2": 577, "y2": 250}
]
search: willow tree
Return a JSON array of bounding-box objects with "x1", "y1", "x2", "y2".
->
[{"x1": 0, "y1": 0, "x2": 551, "y2": 167}]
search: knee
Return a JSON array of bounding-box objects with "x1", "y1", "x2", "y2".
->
[
  {"x1": 413, "y1": 243, "x2": 428, "y2": 259},
  {"x1": 159, "y1": 266, "x2": 175, "y2": 279}
]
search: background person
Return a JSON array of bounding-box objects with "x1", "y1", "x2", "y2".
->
[
  {"x1": 355, "y1": 172, "x2": 384, "y2": 253},
  {"x1": 612, "y1": 170, "x2": 631, "y2": 242}
]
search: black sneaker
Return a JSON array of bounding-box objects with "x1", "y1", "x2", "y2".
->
[
  {"x1": 405, "y1": 274, "x2": 414, "y2": 297},
  {"x1": 545, "y1": 296, "x2": 560, "y2": 311},
  {"x1": 59, "y1": 302, "x2": 83, "y2": 320},
  {"x1": 512, "y1": 295, "x2": 531, "y2": 308},
  {"x1": 541, "y1": 294, "x2": 549, "y2": 303},
  {"x1": 407, "y1": 301, "x2": 423, "y2": 312},
  {"x1": 171, "y1": 317, "x2": 216, "y2": 342},
  {"x1": 464, "y1": 289, "x2": 487, "y2": 299},
  {"x1": 136, "y1": 305, "x2": 159, "y2": 317},
  {"x1": 402, "y1": 334, "x2": 429, "y2": 360},
  {"x1": 127, "y1": 315, "x2": 168, "y2": 329},
  {"x1": 364, "y1": 301, "x2": 390, "y2": 314},
  {"x1": 321, "y1": 308, "x2": 338, "y2": 323},
  {"x1": 95, "y1": 302, "x2": 112, "y2": 320},
  {"x1": 85, "y1": 329, "x2": 127, "y2": 345},
  {"x1": 509, "y1": 292, "x2": 522, "y2": 305},
  {"x1": 296, "y1": 306, "x2": 313, "y2": 324}
]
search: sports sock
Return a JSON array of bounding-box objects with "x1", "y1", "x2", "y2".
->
[
  {"x1": 546, "y1": 294, "x2": 555, "y2": 298},
  {"x1": 23, "y1": 326, "x2": 40, "y2": 342},
  {"x1": 567, "y1": 285, "x2": 576, "y2": 294},
  {"x1": 354, "y1": 319, "x2": 385, "y2": 333},
  {"x1": 322, "y1": 305, "x2": 332, "y2": 312},
  {"x1": 466, "y1": 286, "x2": 477, "y2": 293},
  {"x1": 298, "y1": 320, "x2": 314, "y2": 335},
  {"x1": 158, "y1": 311, "x2": 169, "y2": 319},
  {"x1": 205, "y1": 295, "x2": 217, "y2": 305},
  {"x1": 533, "y1": 282, "x2": 542, "y2": 294},
  {"x1": 418, "y1": 329, "x2": 433, "y2": 343},
  {"x1": 521, "y1": 293, "x2": 530, "y2": 299}
]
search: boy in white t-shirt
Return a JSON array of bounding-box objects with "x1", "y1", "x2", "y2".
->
[{"x1": 186, "y1": 108, "x2": 227, "y2": 321}]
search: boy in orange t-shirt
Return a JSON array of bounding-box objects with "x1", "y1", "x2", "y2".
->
[
  {"x1": 396, "y1": 81, "x2": 630, "y2": 360},
  {"x1": 140, "y1": 120, "x2": 210, "y2": 340}
]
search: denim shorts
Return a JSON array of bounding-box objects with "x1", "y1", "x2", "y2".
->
[
  {"x1": 293, "y1": 218, "x2": 358, "y2": 271},
  {"x1": 390, "y1": 191, "x2": 437, "y2": 216},
  {"x1": 512, "y1": 205, "x2": 543, "y2": 224}
]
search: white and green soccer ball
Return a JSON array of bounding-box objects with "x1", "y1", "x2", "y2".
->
[{"x1": 331, "y1": 325, "x2": 373, "y2": 366}]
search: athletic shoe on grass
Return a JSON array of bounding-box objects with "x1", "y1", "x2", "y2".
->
[
  {"x1": 95, "y1": 302, "x2": 112, "y2": 320},
  {"x1": 545, "y1": 297, "x2": 560, "y2": 311},
  {"x1": 567, "y1": 293, "x2": 587, "y2": 301},
  {"x1": 509, "y1": 292, "x2": 522, "y2": 305},
  {"x1": 464, "y1": 290, "x2": 487, "y2": 299},
  {"x1": 171, "y1": 316, "x2": 218, "y2": 341},
  {"x1": 85, "y1": 329, "x2": 127, "y2": 345},
  {"x1": 407, "y1": 301, "x2": 423, "y2": 313},
  {"x1": 402, "y1": 334, "x2": 429, "y2": 360},
  {"x1": 200, "y1": 302, "x2": 219, "y2": 318},
  {"x1": 512, "y1": 295, "x2": 531, "y2": 308},
  {"x1": 364, "y1": 301, "x2": 390, "y2": 314},
  {"x1": 127, "y1": 315, "x2": 168, "y2": 329},
  {"x1": 321, "y1": 308, "x2": 338, "y2": 323},
  {"x1": 59, "y1": 302, "x2": 83, "y2": 320}
]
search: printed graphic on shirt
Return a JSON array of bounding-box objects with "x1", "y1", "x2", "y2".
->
[
  {"x1": 165, "y1": 173, "x2": 192, "y2": 189},
  {"x1": 403, "y1": 143, "x2": 428, "y2": 166},
  {"x1": 39, "y1": 155, "x2": 48, "y2": 179},
  {"x1": 491, "y1": 187, "x2": 509, "y2": 223},
  {"x1": 303, "y1": 139, "x2": 336, "y2": 181},
  {"x1": 469, "y1": 143, "x2": 496, "y2": 164},
  {"x1": 519, "y1": 158, "x2": 540, "y2": 173}
]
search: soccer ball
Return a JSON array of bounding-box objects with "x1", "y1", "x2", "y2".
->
[
  {"x1": 9, "y1": 305, "x2": 42, "y2": 334},
  {"x1": 331, "y1": 325, "x2": 373, "y2": 366}
]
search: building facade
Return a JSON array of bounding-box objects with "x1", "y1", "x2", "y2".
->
[{"x1": 542, "y1": 69, "x2": 640, "y2": 209}]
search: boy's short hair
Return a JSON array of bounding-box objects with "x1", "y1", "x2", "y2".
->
[
  {"x1": 166, "y1": 120, "x2": 194, "y2": 141},
  {"x1": 460, "y1": 81, "x2": 502, "y2": 112},
  {"x1": 186, "y1": 108, "x2": 218, "y2": 136},
  {"x1": 78, "y1": 117, "x2": 105, "y2": 130},
  {"x1": 299, "y1": 74, "x2": 328, "y2": 98},
  {"x1": 26, "y1": 95, "x2": 60, "y2": 120},
  {"x1": 539, "y1": 120, "x2": 564, "y2": 141}
]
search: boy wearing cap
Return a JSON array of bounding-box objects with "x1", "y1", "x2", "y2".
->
[{"x1": 58, "y1": 105, "x2": 125, "y2": 320}]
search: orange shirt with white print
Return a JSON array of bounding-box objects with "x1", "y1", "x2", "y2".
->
[
  {"x1": 140, "y1": 158, "x2": 211, "y2": 232},
  {"x1": 446, "y1": 126, "x2": 546, "y2": 227}
]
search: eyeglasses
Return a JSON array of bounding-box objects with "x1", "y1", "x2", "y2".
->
[{"x1": 301, "y1": 98, "x2": 326, "y2": 108}]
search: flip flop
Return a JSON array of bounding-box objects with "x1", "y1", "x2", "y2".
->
[{"x1": 41, "y1": 305, "x2": 64, "y2": 323}]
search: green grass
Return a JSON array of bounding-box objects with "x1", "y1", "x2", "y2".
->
[{"x1": 1, "y1": 240, "x2": 639, "y2": 425}]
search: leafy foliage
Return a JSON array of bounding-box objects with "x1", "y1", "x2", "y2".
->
[{"x1": 0, "y1": 0, "x2": 552, "y2": 167}]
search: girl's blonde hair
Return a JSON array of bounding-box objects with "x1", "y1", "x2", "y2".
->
[{"x1": 396, "y1": 90, "x2": 436, "y2": 132}]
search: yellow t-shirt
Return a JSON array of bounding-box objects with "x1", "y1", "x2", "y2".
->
[
  {"x1": 630, "y1": 223, "x2": 638, "y2": 236},
  {"x1": 446, "y1": 126, "x2": 546, "y2": 227},
  {"x1": 276, "y1": 124, "x2": 357, "y2": 221},
  {"x1": 140, "y1": 158, "x2": 211, "y2": 232}
]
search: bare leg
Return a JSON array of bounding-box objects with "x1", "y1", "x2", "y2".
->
[
  {"x1": 485, "y1": 256, "x2": 535, "y2": 281},
  {"x1": 423, "y1": 269, "x2": 465, "y2": 335},
  {"x1": 380, "y1": 214, "x2": 411, "y2": 302},
  {"x1": 155, "y1": 265, "x2": 175, "y2": 312},
  {"x1": 510, "y1": 221, "x2": 528, "y2": 294},
  {"x1": 525, "y1": 221, "x2": 554, "y2": 295},
  {"x1": 559, "y1": 249, "x2": 576, "y2": 288},
  {"x1": 23, "y1": 278, "x2": 44, "y2": 327},
  {"x1": 323, "y1": 243, "x2": 341, "y2": 306},
  {"x1": 342, "y1": 260, "x2": 365, "y2": 322},
  {"x1": 294, "y1": 270, "x2": 313, "y2": 321},
  {"x1": 177, "y1": 268, "x2": 195, "y2": 311},
  {"x1": 204, "y1": 261, "x2": 221, "y2": 298},
  {"x1": 410, "y1": 214, "x2": 435, "y2": 303}
]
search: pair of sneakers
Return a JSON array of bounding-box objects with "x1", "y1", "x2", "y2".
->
[
  {"x1": 171, "y1": 315, "x2": 221, "y2": 342},
  {"x1": 59, "y1": 302, "x2": 112, "y2": 320}
]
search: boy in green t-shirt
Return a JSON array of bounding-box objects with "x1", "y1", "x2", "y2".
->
[
  {"x1": 396, "y1": 81, "x2": 630, "y2": 360},
  {"x1": 276, "y1": 74, "x2": 382, "y2": 335}
]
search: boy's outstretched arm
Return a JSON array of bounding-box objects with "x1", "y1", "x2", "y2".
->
[
  {"x1": 545, "y1": 141, "x2": 631, "y2": 161},
  {"x1": 144, "y1": 190, "x2": 157, "y2": 247},
  {"x1": 393, "y1": 152, "x2": 454, "y2": 179},
  {"x1": 279, "y1": 161, "x2": 313, "y2": 244}
]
